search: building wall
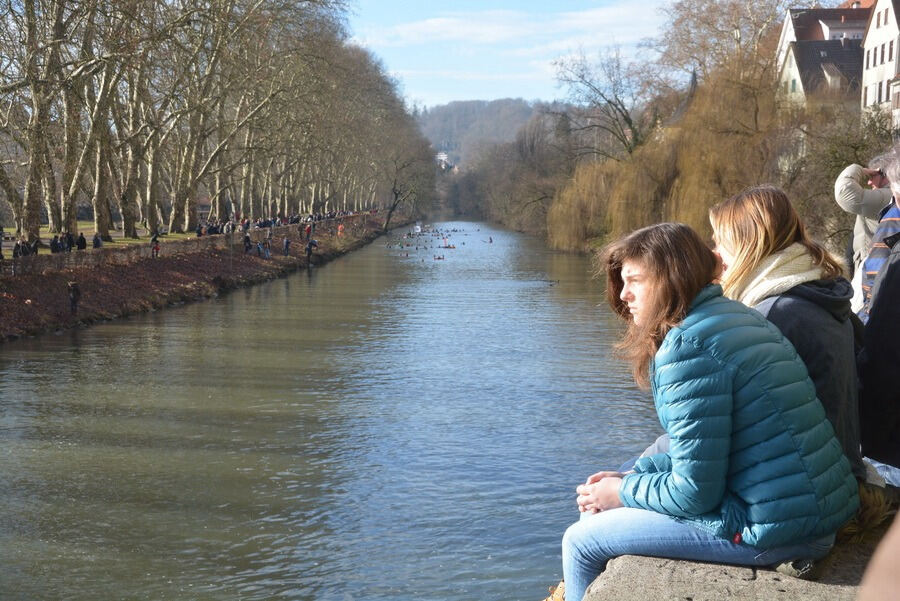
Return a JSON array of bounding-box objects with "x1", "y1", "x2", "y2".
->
[
  {"x1": 779, "y1": 49, "x2": 807, "y2": 102},
  {"x1": 776, "y1": 17, "x2": 799, "y2": 72},
  {"x1": 862, "y1": 0, "x2": 899, "y2": 109}
]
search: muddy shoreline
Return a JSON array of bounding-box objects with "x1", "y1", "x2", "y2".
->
[{"x1": 0, "y1": 217, "x2": 400, "y2": 343}]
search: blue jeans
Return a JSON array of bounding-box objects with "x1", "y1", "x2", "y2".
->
[
  {"x1": 865, "y1": 457, "x2": 900, "y2": 486},
  {"x1": 562, "y1": 507, "x2": 834, "y2": 601}
]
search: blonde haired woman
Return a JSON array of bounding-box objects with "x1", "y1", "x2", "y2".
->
[{"x1": 709, "y1": 185, "x2": 865, "y2": 480}]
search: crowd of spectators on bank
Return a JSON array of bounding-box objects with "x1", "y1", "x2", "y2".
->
[
  {"x1": 193, "y1": 209, "x2": 367, "y2": 238},
  {"x1": 0, "y1": 207, "x2": 375, "y2": 266}
]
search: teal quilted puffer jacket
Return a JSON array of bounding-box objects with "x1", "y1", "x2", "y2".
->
[{"x1": 619, "y1": 285, "x2": 859, "y2": 548}]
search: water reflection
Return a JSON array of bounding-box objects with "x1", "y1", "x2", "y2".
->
[{"x1": 0, "y1": 222, "x2": 660, "y2": 601}]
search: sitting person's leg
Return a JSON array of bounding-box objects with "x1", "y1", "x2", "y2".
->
[{"x1": 562, "y1": 507, "x2": 833, "y2": 601}]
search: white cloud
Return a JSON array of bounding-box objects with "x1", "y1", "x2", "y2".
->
[
  {"x1": 349, "y1": 0, "x2": 672, "y2": 105},
  {"x1": 355, "y1": 2, "x2": 668, "y2": 50},
  {"x1": 357, "y1": 11, "x2": 534, "y2": 47},
  {"x1": 391, "y1": 68, "x2": 547, "y2": 82}
]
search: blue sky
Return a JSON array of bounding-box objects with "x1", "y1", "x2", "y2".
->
[{"x1": 347, "y1": 0, "x2": 669, "y2": 108}]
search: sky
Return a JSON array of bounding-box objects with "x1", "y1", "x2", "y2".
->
[{"x1": 347, "y1": 0, "x2": 669, "y2": 108}]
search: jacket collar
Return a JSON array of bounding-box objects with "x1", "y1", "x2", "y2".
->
[{"x1": 689, "y1": 284, "x2": 722, "y2": 311}]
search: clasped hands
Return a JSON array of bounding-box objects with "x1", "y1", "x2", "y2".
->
[{"x1": 576, "y1": 470, "x2": 625, "y2": 514}]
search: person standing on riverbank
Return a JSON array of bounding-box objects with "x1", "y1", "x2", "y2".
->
[
  {"x1": 834, "y1": 156, "x2": 893, "y2": 312},
  {"x1": 68, "y1": 281, "x2": 81, "y2": 315},
  {"x1": 557, "y1": 223, "x2": 858, "y2": 601}
]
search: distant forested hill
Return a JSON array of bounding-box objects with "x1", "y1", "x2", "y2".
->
[{"x1": 416, "y1": 99, "x2": 537, "y2": 166}]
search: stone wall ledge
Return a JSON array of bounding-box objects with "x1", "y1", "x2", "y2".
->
[{"x1": 583, "y1": 529, "x2": 884, "y2": 601}]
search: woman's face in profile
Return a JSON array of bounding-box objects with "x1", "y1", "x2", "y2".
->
[{"x1": 619, "y1": 259, "x2": 654, "y2": 326}]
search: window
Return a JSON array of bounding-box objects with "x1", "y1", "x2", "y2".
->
[
  {"x1": 891, "y1": 41, "x2": 895, "y2": 62},
  {"x1": 886, "y1": 8, "x2": 891, "y2": 25},
  {"x1": 864, "y1": 86, "x2": 868, "y2": 106},
  {"x1": 878, "y1": 11, "x2": 882, "y2": 27},
  {"x1": 791, "y1": 79, "x2": 797, "y2": 93},
  {"x1": 867, "y1": 48, "x2": 870, "y2": 69},
  {"x1": 879, "y1": 81, "x2": 884, "y2": 103},
  {"x1": 882, "y1": 43, "x2": 887, "y2": 64}
]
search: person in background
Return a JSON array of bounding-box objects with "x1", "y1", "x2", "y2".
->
[
  {"x1": 858, "y1": 148, "x2": 900, "y2": 323},
  {"x1": 76, "y1": 232, "x2": 87, "y2": 250},
  {"x1": 92, "y1": 232, "x2": 102, "y2": 249},
  {"x1": 67, "y1": 281, "x2": 81, "y2": 315},
  {"x1": 305, "y1": 239, "x2": 318, "y2": 264},
  {"x1": 555, "y1": 223, "x2": 858, "y2": 601},
  {"x1": 856, "y1": 151, "x2": 900, "y2": 485},
  {"x1": 834, "y1": 154, "x2": 892, "y2": 312}
]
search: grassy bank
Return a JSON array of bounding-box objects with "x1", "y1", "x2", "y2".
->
[{"x1": 0, "y1": 215, "x2": 399, "y2": 343}]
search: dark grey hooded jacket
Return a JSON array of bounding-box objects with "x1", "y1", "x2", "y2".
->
[{"x1": 755, "y1": 277, "x2": 865, "y2": 480}]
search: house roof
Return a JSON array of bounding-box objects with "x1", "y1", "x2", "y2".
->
[
  {"x1": 789, "y1": 7, "x2": 871, "y2": 40},
  {"x1": 790, "y1": 38, "x2": 864, "y2": 94}
]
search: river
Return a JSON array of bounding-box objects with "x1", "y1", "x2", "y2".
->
[{"x1": 0, "y1": 221, "x2": 662, "y2": 601}]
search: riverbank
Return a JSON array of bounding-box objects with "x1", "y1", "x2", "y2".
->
[{"x1": 0, "y1": 214, "x2": 402, "y2": 343}]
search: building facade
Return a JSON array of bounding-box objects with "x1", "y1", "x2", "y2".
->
[{"x1": 861, "y1": 0, "x2": 900, "y2": 120}]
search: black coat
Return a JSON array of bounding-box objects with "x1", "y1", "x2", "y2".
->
[
  {"x1": 858, "y1": 242, "x2": 900, "y2": 465},
  {"x1": 756, "y1": 279, "x2": 866, "y2": 480}
]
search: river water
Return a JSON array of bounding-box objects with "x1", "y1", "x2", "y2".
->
[{"x1": 0, "y1": 221, "x2": 661, "y2": 601}]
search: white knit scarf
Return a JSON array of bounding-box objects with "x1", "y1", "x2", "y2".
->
[{"x1": 732, "y1": 243, "x2": 824, "y2": 307}]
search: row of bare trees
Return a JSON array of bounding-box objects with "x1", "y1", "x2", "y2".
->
[{"x1": 0, "y1": 0, "x2": 435, "y2": 242}]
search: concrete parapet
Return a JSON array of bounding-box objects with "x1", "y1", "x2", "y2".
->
[{"x1": 582, "y1": 528, "x2": 884, "y2": 601}]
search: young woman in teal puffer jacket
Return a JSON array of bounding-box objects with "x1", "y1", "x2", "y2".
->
[{"x1": 558, "y1": 223, "x2": 859, "y2": 601}]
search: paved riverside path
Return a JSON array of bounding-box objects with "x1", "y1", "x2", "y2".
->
[{"x1": 582, "y1": 525, "x2": 885, "y2": 601}]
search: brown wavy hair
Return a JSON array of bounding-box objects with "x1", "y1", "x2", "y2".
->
[
  {"x1": 600, "y1": 223, "x2": 720, "y2": 389},
  {"x1": 709, "y1": 185, "x2": 844, "y2": 301}
]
